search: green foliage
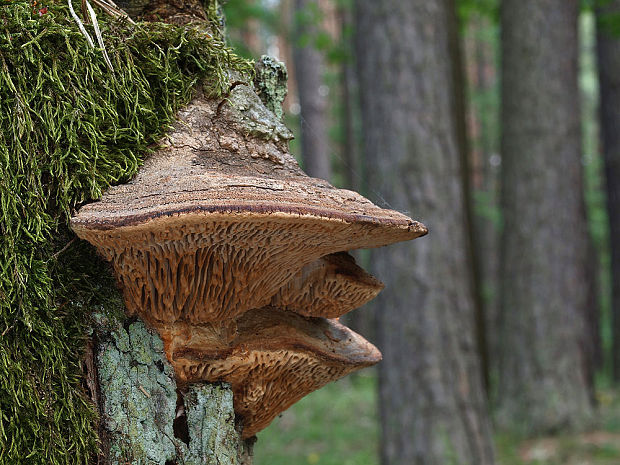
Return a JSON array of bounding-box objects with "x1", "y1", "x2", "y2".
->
[
  {"x1": 0, "y1": 2, "x2": 251, "y2": 463},
  {"x1": 457, "y1": 0, "x2": 499, "y2": 24},
  {"x1": 254, "y1": 372, "x2": 379, "y2": 465}
]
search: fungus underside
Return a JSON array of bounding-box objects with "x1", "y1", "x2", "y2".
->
[{"x1": 0, "y1": 2, "x2": 251, "y2": 462}]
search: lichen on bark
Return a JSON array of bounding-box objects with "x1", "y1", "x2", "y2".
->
[
  {"x1": 184, "y1": 385, "x2": 243, "y2": 465},
  {"x1": 95, "y1": 316, "x2": 247, "y2": 465},
  {"x1": 226, "y1": 81, "x2": 294, "y2": 142},
  {"x1": 253, "y1": 55, "x2": 289, "y2": 120},
  {"x1": 97, "y1": 318, "x2": 179, "y2": 464}
]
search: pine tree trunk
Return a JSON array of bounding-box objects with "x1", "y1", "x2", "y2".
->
[
  {"x1": 293, "y1": 0, "x2": 331, "y2": 181},
  {"x1": 87, "y1": 2, "x2": 253, "y2": 463},
  {"x1": 465, "y1": 13, "x2": 501, "y2": 383},
  {"x1": 338, "y1": 5, "x2": 357, "y2": 193},
  {"x1": 355, "y1": 2, "x2": 496, "y2": 464},
  {"x1": 596, "y1": 0, "x2": 620, "y2": 384},
  {"x1": 497, "y1": 0, "x2": 593, "y2": 433},
  {"x1": 89, "y1": 316, "x2": 252, "y2": 465}
]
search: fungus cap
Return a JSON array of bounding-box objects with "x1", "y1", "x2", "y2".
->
[
  {"x1": 270, "y1": 252, "x2": 384, "y2": 318},
  {"x1": 159, "y1": 308, "x2": 381, "y2": 438},
  {"x1": 71, "y1": 95, "x2": 426, "y2": 325}
]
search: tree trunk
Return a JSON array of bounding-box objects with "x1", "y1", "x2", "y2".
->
[
  {"x1": 463, "y1": 12, "x2": 502, "y2": 384},
  {"x1": 89, "y1": 316, "x2": 252, "y2": 465},
  {"x1": 447, "y1": 0, "x2": 489, "y2": 395},
  {"x1": 355, "y1": 2, "x2": 496, "y2": 464},
  {"x1": 86, "y1": 2, "x2": 254, "y2": 463},
  {"x1": 338, "y1": 5, "x2": 357, "y2": 193},
  {"x1": 497, "y1": 0, "x2": 593, "y2": 433},
  {"x1": 596, "y1": 0, "x2": 620, "y2": 384},
  {"x1": 292, "y1": 0, "x2": 331, "y2": 181}
]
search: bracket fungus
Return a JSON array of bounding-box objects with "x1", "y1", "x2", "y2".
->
[
  {"x1": 71, "y1": 83, "x2": 427, "y2": 437},
  {"x1": 270, "y1": 252, "x2": 385, "y2": 319},
  {"x1": 158, "y1": 308, "x2": 381, "y2": 438}
]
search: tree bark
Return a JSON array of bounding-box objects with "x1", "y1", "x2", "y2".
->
[
  {"x1": 497, "y1": 0, "x2": 593, "y2": 433},
  {"x1": 292, "y1": 0, "x2": 331, "y2": 181},
  {"x1": 90, "y1": 316, "x2": 252, "y2": 465},
  {"x1": 446, "y1": 0, "x2": 489, "y2": 395},
  {"x1": 463, "y1": 12, "x2": 501, "y2": 384},
  {"x1": 596, "y1": 0, "x2": 620, "y2": 383},
  {"x1": 355, "y1": 2, "x2": 496, "y2": 464},
  {"x1": 337, "y1": 4, "x2": 358, "y2": 193},
  {"x1": 85, "y1": 2, "x2": 254, "y2": 463}
]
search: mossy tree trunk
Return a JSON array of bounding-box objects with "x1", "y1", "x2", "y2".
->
[{"x1": 87, "y1": 1, "x2": 253, "y2": 463}]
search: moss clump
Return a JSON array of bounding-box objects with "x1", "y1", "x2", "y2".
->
[{"x1": 0, "y1": 2, "x2": 251, "y2": 463}]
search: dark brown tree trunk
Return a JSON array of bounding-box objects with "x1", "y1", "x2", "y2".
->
[
  {"x1": 463, "y1": 13, "x2": 502, "y2": 384},
  {"x1": 293, "y1": 0, "x2": 331, "y2": 181},
  {"x1": 497, "y1": 0, "x2": 594, "y2": 433},
  {"x1": 596, "y1": 0, "x2": 620, "y2": 384},
  {"x1": 355, "y1": 1, "x2": 495, "y2": 464},
  {"x1": 447, "y1": 0, "x2": 489, "y2": 395}
]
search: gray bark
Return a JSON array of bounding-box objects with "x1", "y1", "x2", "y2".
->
[
  {"x1": 355, "y1": 2, "x2": 496, "y2": 464},
  {"x1": 596, "y1": 1, "x2": 620, "y2": 383},
  {"x1": 465, "y1": 14, "x2": 501, "y2": 384},
  {"x1": 497, "y1": 0, "x2": 594, "y2": 433},
  {"x1": 447, "y1": 0, "x2": 489, "y2": 394},
  {"x1": 90, "y1": 315, "x2": 251, "y2": 465},
  {"x1": 293, "y1": 0, "x2": 331, "y2": 181}
]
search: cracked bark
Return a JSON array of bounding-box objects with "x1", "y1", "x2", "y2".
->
[{"x1": 90, "y1": 315, "x2": 252, "y2": 465}]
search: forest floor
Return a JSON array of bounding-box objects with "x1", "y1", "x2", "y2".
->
[{"x1": 253, "y1": 371, "x2": 620, "y2": 465}]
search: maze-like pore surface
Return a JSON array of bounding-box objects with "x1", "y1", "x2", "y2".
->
[
  {"x1": 164, "y1": 309, "x2": 381, "y2": 438},
  {"x1": 271, "y1": 252, "x2": 385, "y2": 318}
]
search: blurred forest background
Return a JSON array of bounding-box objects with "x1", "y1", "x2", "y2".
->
[{"x1": 220, "y1": 0, "x2": 620, "y2": 464}]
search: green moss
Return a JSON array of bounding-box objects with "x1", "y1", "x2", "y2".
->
[{"x1": 0, "y1": 2, "x2": 251, "y2": 463}]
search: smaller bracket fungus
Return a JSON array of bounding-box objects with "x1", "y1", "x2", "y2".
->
[
  {"x1": 71, "y1": 83, "x2": 427, "y2": 437},
  {"x1": 270, "y1": 252, "x2": 384, "y2": 318},
  {"x1": 160, "y1": 308, "x2": 381, "y2": 438}
]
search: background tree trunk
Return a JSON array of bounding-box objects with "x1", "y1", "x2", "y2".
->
[
  {"x1": 293, "y1": 0, "x2": 331, "y2": 181},
  {"x1": 462, "y1": 12, "x2": 502, "y2": 383},
  {"x1": 355, "y1": 1, "x2": 496, "y2": 464},
  {"x1": 497, "y1": 0, "x2": 594, "y2": 433},
  {"x1": 447, "y1": 0, "x2": 489, "y2": 395},
  {"x1": 596, "y1": 0, "x2": 620, "y2": 384}
]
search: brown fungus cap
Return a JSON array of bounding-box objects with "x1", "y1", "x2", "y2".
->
[
  {"x1": 270, "y1": 252, "x2": 384, "y2": 318},
  {"x1": 71, "y1": 89, "x2": 427, "y2": 325},
  {"x1": 158, "y1": 307, "x2": 381, "y2": 438}
]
